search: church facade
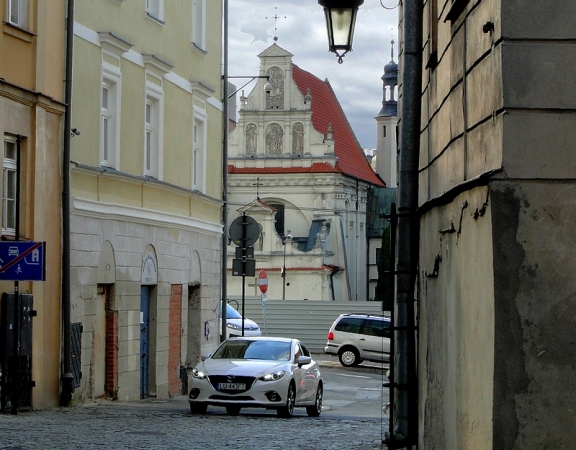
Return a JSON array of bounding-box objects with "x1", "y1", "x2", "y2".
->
[{"x1": 227, "y1": 43, "x2": 384, "y2": 302}]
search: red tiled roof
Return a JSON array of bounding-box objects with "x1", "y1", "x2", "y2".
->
[
  {"x1": 228, "y1": 162, "x2": 337, "y2": 175},
  {"x1": 291, "y1": 64, "x2": 384, "y2": 186}
]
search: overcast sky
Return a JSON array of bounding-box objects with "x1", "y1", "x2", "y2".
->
[{"x1": 228, "y1": 0, "x2": 400, "y2": 150}]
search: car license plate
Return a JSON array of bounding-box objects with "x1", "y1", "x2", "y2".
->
[{"x1": 218, "y1": 383, "x2": 246, "y2": 390}]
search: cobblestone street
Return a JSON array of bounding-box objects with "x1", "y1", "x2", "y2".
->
[{"x1": 0, "y1": 396, "x2": 387, "y2": 450}]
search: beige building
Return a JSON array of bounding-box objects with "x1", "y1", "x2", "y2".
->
[
  {"x1": 405, "y1": 0, "x2": 576, "y2": 448},
  {"x1": 69, "y1": 0, "x2": 223, "y2": 402},
  {"x1": 0, "y1": 0, "x2": 66, "y2": 409}
]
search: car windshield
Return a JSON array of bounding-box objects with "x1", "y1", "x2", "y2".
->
[
  {"x1": 224, "y1": 303, "x2": 242, "y2": 319},
  {"x1": 212, "y1": 340, "x2": 291, "y2": 361}
]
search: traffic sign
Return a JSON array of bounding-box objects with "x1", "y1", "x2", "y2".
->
[
  {"x1": 229, "y1": 215, "x2": 260, "y2": 247},
  {"x1": 0, "y1": 241, "x2": 45, "y2": 281},
  {"x1": 258, "y1": 269, "x2": 268, "y2": 293}
]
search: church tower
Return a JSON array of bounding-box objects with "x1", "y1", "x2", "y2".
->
[{"x1": 374, "y1": 41, "x2": 399, "y2": 187}]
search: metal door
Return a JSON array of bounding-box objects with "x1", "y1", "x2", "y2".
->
[{"x1": 140, "y1": 286, "x2": 150, "y2": 398}]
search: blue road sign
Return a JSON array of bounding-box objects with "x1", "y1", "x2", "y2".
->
[{"x1": 0, "y1": 241, "x2": 45, "y2": 281}]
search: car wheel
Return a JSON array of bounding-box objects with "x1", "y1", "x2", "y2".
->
[
  {"x1": 306, "y1": 383, "x2": 323, "y2": 417},
  {"x1": 277, "y1": 382, "x2": 295, "y2": 418},
  {"x1": 189, "y1": 403, "x2": 207, "y2": 414},
  {"x1": 225, "y1": 405, "x2": 241, "y2": 416},
  {"x1": 339, "y1": 347, "x2": 360, "y2": 367}
]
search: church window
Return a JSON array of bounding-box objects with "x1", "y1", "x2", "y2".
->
[{"x1": 270, "y1": 203, "x2": 285, "y2": 237}]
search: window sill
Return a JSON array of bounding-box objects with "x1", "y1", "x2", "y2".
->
[
  {"x1": 192, "y1": 42, "x2": 207, "y2": 55},
  {"x1": 146, "y1": 12, "x2": 165, "y2": 26},
  {"x1": 3, "y1": 21, "x2": 36, "y2": 43}
]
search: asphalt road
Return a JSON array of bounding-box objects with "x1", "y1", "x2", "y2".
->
[{"x1": 0, "y1": 354, "x2": 391, "y2": 450}]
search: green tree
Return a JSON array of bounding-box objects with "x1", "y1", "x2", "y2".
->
[{"x1": 375, "y1": 223, "x2": 394, "y2": 312}]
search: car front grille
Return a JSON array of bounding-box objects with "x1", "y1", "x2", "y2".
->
[
  {"x1": 209, "y1": 395, "x2": 255, "y2": 401},
  {"x1": 208, "y1": 375, "x2": 257, "y2": 394}
]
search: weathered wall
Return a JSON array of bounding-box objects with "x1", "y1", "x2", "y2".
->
[
  {"x1": 491, "y1": 182, "x2": 576, "y2": 449},
  {"x1": 418, "y1": 186, "x2": 494, "y2": 449}
]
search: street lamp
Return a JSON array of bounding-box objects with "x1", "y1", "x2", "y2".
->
[
  {"x1": 282, "y1": 231, "x2": 293, "y2": 300},
  {"x1": 318, "y1": 0, "x2": 364, "y2": 63}
]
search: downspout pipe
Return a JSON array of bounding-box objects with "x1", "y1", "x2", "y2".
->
[
  {"x1": 220, "y1": 0, "x2": 229, "y2": 343},
  {"x1": 385, "y1": 0, "x2": 422, "y2": 447},
  {"x1": 60, "y1": 0, "x2": 75, "y2": 406}
]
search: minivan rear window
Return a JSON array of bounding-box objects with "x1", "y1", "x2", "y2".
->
[{"x1": 335, "y1": 317, "x2": 363, "y2": 333}]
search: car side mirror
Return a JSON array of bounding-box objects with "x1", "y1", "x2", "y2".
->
[
  {"x1": 201, "y1": 353, "x2": 211, "y2": 361},
  {"x1": 297, "y1": 355, "x2": 311, "y2": 367}
]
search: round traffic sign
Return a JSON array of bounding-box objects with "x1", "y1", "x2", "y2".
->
[
  {"x1": 258, "y1": 269, "x2": 268, "y2": 294},
  {"x1": 229, "y1": 215, "x2": 260, "y2": 247}
]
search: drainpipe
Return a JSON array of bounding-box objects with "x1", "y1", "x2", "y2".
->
[
  {"x1": 220, "y1": 0, "x2": 229, "y2": 343},
  {"x1": 385, "y1": 0, "x2": 422, "y2": 447},
  {"x1": 325, "y1": 264, "x2": 340, "y2": 301},
  {"x1": 60, "y1": 0, "x2": 75, "y2": 406}
]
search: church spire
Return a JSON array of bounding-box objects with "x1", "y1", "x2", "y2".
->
[{"x1": 377, "y1": 40, "x2": 398, "y2": 117}]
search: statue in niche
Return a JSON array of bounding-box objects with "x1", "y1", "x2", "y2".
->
[
  {"x1": 292, "y1": 123, "x2": 304, "y2": 156},
  {"x1": 266, "y1": 123, "x2": 283, "y2": 155},
  {"x1": 266, "y1": 66, "x2": 284, "y2": 110},
  {"x1": 245, "y1": 124, "x2": 257, "y2": 156}
]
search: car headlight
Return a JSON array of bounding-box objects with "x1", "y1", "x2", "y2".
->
[
  {"x1": 192, "y1": 368, "x2": 207, "y2": 379},
  {"x1": 259, "y1": 370, "x2": 285, "y2": 382},
  {"x1": 226, "y1": 323, "x2": 241, "y2": 331}
]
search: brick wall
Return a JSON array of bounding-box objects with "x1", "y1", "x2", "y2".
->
[
  {"x1": 104, "y1": 307, "x2": 118, "y2": 399},
  {"x1": 168, "y1": 284, "x2": 182, "y2": 396}
]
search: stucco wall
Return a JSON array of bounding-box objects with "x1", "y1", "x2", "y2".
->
[
  {"x1": 491, "y1": 182, "x2": 576, "y2": 449},
  {"x1": 419, "y1": 186, "x2": 494, "y2": 449}
]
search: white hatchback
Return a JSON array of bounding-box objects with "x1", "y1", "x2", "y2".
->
[{"x1": 223, "y1": 303, "x2": 261, "y2": 338}]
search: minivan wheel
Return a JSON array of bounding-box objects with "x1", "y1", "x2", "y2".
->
[{"x1": 339, "y1": 348, "x2": 360, "y2": 367}]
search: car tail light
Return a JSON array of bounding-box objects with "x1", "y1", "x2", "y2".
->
[{"x1": 328, "y1": 332, "x2": 334, "y2": 341}]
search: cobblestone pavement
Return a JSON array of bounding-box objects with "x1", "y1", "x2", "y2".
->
[{"x1": 0, "y1": 396, "x2": 387, "y2": 450}]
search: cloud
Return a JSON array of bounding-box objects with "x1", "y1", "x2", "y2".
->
[{"x1": 228, "y1": 0, "x2": 399, "y2": 149}]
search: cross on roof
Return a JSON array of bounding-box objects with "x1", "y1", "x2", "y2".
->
[{"x1": 266, "y1": 7, "x2": 286, "y2": 31}]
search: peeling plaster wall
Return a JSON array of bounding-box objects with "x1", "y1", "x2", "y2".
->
[
  {"x1": 491, "y1": 182, "x2": 576, "y2": 449},
  {"x1": 419, "y1": 186, "x2": 494, "y2": 449}
]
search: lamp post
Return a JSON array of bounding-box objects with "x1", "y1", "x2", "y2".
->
[
  {"x1": 281, "y1": 232, "x2": 292, "y2": 300},
  {"x1": 318, "y1": 0, "x2": 364, "y2": 63}
]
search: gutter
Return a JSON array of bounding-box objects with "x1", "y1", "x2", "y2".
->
[
  {"x1": 384, "y1": 0, "x2": 422, "y2": 447},
  {"x1": 60, "y1": 0, "x2": 75, "y2": 406}
]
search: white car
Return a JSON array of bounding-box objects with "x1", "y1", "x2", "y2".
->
[
  {"x1": 188, "y1": 337, "x2": 323, "y2": 418},
  {"x1": 223, "y1": 303, "x2": 261, "y2": 338}
]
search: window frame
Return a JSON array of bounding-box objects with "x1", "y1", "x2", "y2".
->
[
  {"x1": 146, "y1": 0, "x2": 164, "y2": 22},
  {"x1": 2, "y1": 136, "x2": 18, "y2": 237},
  {"x1": 192, "y1": 0, "x2": 206, "y2": 50},
  {"x1": 7, "y1": 0, "x2": 29, "y2": 29},
  {"x1": 143, "y1": 79, "x2": 164, "y2": 179},
  {"x1": 101, "y1": 61, "x2": 122, "y2": 169},
  {"x1": 192, "y1": 107, "x2": 207, "y2": 192}
]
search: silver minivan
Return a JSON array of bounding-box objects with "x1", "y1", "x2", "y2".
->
[{"x1": 324, "y1": 313, "x2": 391, "y2": 367}]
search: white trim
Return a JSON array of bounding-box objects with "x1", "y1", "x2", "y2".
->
[
  {"x1": 101, "y1": 59, "x2": 122, "y2": 169},
  {"x1": 73, "y1": 22, "x2": 223, "y2": 109},
  {"x1": 192, "y1": 0, "x2": 206, "y2": 50},
  {"x1": 192, "y1": 106, "x2": 207, "y2": 192},
  {"x1": 73, "y1": 197, "x2": 223, "y2": 236},
  {"x1": 144, "y1": 76, "x2": 164, "y2": 180}
]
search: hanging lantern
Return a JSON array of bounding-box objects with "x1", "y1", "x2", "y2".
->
[{"x1": 318, "y1": 0, "x2": 364, "y2": 63}]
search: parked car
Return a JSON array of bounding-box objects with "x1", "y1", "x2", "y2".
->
[
  {"x1": 188, "y1": 337, "x2": 323, "y2": 418},
  {"x1": 222, "y1": 302, "x2": 261, "y2": 338},
  {"x1": 324, "y1": 313, "x2": 391, "y2": 367}
]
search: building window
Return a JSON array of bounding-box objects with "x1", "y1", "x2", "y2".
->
[
  {"x1": 101, "y1": 64, "x2": 121, "y2": 168},
  {"x1": 8, "y1": 0, "x2": 28, "y2": 29},
  {"x1": 2, "y1": 137, "x2": 18, "y2": 236},
  {"x1": 382, "y1": 125, "x2": 387, "y2": 138},
  {"x1": 192, "y1": 109, "x2": 206, "y2": 192},
  {"x1": 144, "y1": 86, "x2": 162, "y2": 179},
  {"x1": 146, "y1": 0, "x2": 164, "y2": 22},
  {"x1": 192, "y1": 0, "x2": 205, "y2": 50},
  {"x1": 270, "y1": 203, "x2": 285, "y2": 237}
]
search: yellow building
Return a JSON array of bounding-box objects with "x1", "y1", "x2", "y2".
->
[
  {"x1": 0, "y1": 0, "x2": 66, "y2": 409},
  {"x1": 70, "y1": 0, "x2": 223, "y2": 402}
]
